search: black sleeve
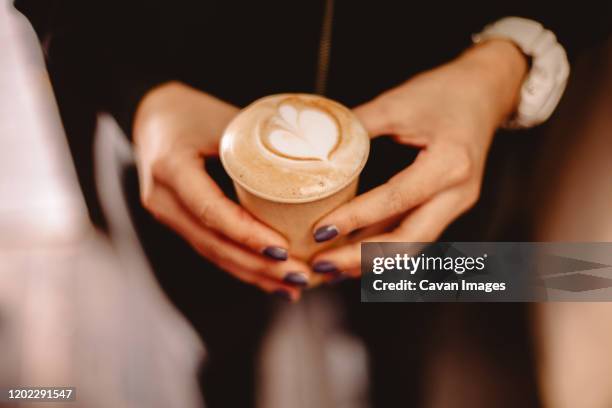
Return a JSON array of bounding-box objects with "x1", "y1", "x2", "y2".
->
[{"x1": 13, "y1": 0, "x2": 186, "y2": 137}]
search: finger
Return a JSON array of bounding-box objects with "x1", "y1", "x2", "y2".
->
[
  {"x1": 323, "y1": 267, "x2": 361, "y2": 284},
  {"x1": 316, "y1": 214, "x2": 402, "y2": 278},
  {"x1": 196, "y1": 230, "x2": 313, "y2": 289},
  {"x1": 154, "y1": 154, "x2": 290, "y2": 258},
  {"x1": 267, "y1": 257, "x2": 314, "y2": 288},
  {"x1": 147, "y1": 185, "x2": 308, "y2": 294},
  {"x1": 391, "y1": 188, "x2": 470, "y2": 242},
  {"x1": 216, "y1": 258, "x2": 302, "y2": 302},
  {"x1": 313, "y1": 145, "x2": 464, "y2": 242},
  {"x1": 311, "y1": 240, "x2": 362, "y2": 276},
  {"x1": 346, "y1": 213, "x2": 404, "y2": 243},
  {"x1": 312, "y1": 188, "x2": 469, "y2": 275},
  {"x1": 312, "y1": 215, "x2": 402, "y2": 277},
  {"x1": 353, "y1": 99, "x2": 395, "y2": 138}
]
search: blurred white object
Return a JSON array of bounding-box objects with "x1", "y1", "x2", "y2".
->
[
  {"x1": 0, "y1": 4, "x2": 206, "y2": 407},
  {"x1": 93, "y1": 114, "x2": 206, "y2": 408},
  {"x1": 473, "y1": 17, "x2": 570, "y2": 129},
  {"x1": 535, "y1": 38, "x2": 612, "y2": 408},
  {"x1": 260, "y1": 293, "x2": 369, "y2": 408},
  {"x1": 0, "y1": 4, "x2": 88, "y2": 246}
]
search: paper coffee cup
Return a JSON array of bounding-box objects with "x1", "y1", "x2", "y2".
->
[{"x1": 220, "y1": 94, "x2": 370, "y2": 260}]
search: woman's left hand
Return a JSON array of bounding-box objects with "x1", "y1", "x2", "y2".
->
[{"x1": 311, "y1": 39, "x2": 527, "y2": 278}]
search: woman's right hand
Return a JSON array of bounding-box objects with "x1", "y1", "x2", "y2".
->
[{"x1": 133, "y1": 81, "x2": 311, "y2": 300}]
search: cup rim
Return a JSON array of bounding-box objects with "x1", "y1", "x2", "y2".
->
[{"x1": 219, "y1": 93, "x2": 370, "y2": 204}]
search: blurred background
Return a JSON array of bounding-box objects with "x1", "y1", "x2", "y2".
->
[{"x1": 1, "y1": 1, "x2": 611, "y2": 407}]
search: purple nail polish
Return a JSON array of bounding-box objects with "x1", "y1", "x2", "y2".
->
[
  {"x1": 272, "y1": 289, "x2": 292, "y2": 302},
  {"x1": 263, "y1": 246, "x2": 288, "y2": 261},
  {"x1": 313, "y1": 260, "x2": 338, "y2": 274},
  {"x1": 314, "y1": 225, "x2": 339, "y2": 242},
  {"x1": 283, "y1": 272, "x2": 309, "y2": 287}
]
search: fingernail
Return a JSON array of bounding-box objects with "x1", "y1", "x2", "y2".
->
[
  {"x1": 312, "y1": 261, "x2": 338, "y2": 274},
  {"x1": 272, "y1": 289, "x2": 292, "y2": 302},
  {"x1": 328, "y1": 273, "x2": 348, "y2": 285},
  {"x1": 314, "y1": 225, "x2": 339, "y2": 242},
  {"x1": 263, "y1": 246, "x2": 288, "y2": 261},
  {"x1": 283, "y1": 272, "x2": 309, "y2": 287}
]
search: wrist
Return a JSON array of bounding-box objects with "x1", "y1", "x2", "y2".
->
[{"x1": 456, "y1": 39, "x2": 528, "y2": 128}]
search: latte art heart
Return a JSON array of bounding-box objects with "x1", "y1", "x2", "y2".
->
[{"x1": 263, "y1": 103, "x2": 339, "y2": 161}]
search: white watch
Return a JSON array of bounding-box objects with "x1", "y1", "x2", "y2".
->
[{"x1": 472, "y1": 17, "x2": 570, "y2": 129}]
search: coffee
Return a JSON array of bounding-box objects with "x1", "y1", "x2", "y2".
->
[{"x1": 220, "y1": 94, "x2": 369, "y2": 259}]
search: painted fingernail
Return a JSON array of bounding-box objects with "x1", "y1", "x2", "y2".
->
[
  {"x1": 328, "y1": 273, "x2": 348, "y2": 285},
  {"x1": 314, "y1": 225, "x2": 339, "y2": 242},
  {"x1": 283, "y1": 272, "x2": 309, "y2": 287},
  {"x1": 272, "y1": 289, "x2": 292, "y2": 302},
  {"x1": 312, "y1": 261, "x2": 338, "y2": 274},
  {"x1": 263, "y1": 246, "x2": 288, "y2": 261}
]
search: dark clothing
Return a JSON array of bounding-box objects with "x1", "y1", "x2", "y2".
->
[
  {"x1": 14, "y1": 0, "x2": 610, "y2": 227},
  {"x1": 15, "y1": 1, "x2": 611, "y2": 135},
  {"x1": 14, "y1": 1, "x2": 610, "y2": 407}
]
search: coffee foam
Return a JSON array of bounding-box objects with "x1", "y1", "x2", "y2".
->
[{"x1": 220, "y1": 94, "x2": 370, "y2": 202}]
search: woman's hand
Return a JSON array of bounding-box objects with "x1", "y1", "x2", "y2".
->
[
  {"x1": 134, "y1": 82, "x2": 311, "y2": 300},
  {"x1": 311, "y1": 40, "x2": 528, "y2": 277}
]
